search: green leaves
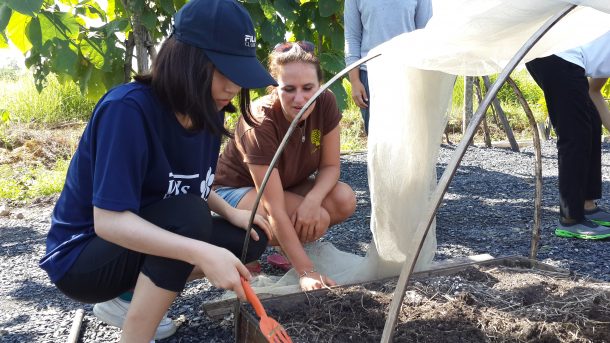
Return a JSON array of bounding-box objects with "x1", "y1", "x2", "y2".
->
[
  {"x1": 39, "y1": 11, "x2": 80, "y2": 42},
  {"x1": 50, "y1": 38, "x2": 78, "y2": 75},
  {"x1": 25, "y1": 16, "x2": 41, "y2": 47},
  {"x1": 318, "y1": 0, "x2": 341, "y2": 17},
  {"x1": 100, "y1": 18, "x2": 129, "y2": 36},
  {"x1": 603, "y1": 80, "x2": 610, "y2": 99},
  {"x1": 0, "y1": 4, "x2": 12, "y2": 47},
  {"x1": 0, "y1": 0, "x2": 136, "y2": 97},
  {"x1": 81, "y1": 2, "x2": 108, "y2": 22},
  {"x1": 247, "y1": 0, "x2": 348, "y2": 109},
  {"x1": 6, "y1": 10, "x2": 33, "y2": 52},
  {"x1": 0, "y1": 4, "x2": 12, "y2": 31},
  {"x1": 320, "y1": 51, "x2": 344, "y2": 75},
  {"x1": 5, "y1": 0, "x2": 44, "y2": 16},
  {"x1": 141, "y1": 8, "x2": 158, "y2": 32},
  {"x1": 0, "y1": 109, "x2": 10, "y2": 124},
  {"x1": 274, "y1": 0, "x2": 297, "y2": 21},
  {"x1": 260, "y1": 18, "x2": 285, "y2": 46},
  {"x1": 1, "y1": 0, "x2": 350, "y2": 110},
  {"x1": 159, "y1": 0, "x2": 175, "y2": 14}
]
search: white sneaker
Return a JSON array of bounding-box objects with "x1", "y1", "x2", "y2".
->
[{"x1": 93, "y1": 297, "x2": 177, "y2": 340}]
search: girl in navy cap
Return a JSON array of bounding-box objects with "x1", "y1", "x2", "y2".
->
[{"x1": 39, "y1": 0, "x2": 276, "y2": 341}]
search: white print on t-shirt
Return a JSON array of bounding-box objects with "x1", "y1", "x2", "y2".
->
[
  {"x1": 164, "y1": 172, "x2": 199, "y2": 199},
  {"x1": 163, "y1": 168, "x2": 214, "y2": 201},
  {"x1": 200, "y1": 168, "x2": 214, "y2": 200}
]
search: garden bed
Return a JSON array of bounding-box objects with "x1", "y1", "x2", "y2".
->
[{"x1": 236, "y1": 256, "x2": 610, "y2": 342}]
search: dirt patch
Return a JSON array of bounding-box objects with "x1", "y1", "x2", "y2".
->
[
  {"x1": 0, "y1": 123, "x2": 83, "y2": 168},
  {"x1": 253, "y1": 266, "x2": 610, "y2": 342}
]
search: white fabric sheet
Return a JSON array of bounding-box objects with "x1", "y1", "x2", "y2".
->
[{"x1": 230, "y1": 0, "x2": 610, "y2": 297}]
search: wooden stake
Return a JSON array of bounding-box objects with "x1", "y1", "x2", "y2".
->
[
  {"x1": 66, "y1": 309, "x2": 84, "y2": 343},
  {"x1": 506, "y1": 77, "x2": 543, "y2": 260}
]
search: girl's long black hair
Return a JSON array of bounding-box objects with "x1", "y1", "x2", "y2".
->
[{"x1": 134, "y1": 37, "x2": 257, "y2": 136}]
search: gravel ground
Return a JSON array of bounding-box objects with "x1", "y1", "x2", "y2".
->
[{"x1": 1, "y1": 140, "x2": 609, "y2": 342}]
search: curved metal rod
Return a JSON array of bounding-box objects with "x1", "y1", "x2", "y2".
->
[
  {"x1": 380, "y1": 4, "x2": 576, "y2": 342},
  {"x1": 506, "y1": 76, "x2": 543, "y2": 260},
  {"x1": 240, "y1": 52, "x2": 382, "y2": 262}
]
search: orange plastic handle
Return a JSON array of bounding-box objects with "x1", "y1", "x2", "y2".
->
[{"x1": 240, "y1": 277, "x2": 268, "y2": 319}]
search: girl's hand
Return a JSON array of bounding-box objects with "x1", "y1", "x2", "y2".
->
[
  {"x1": 198, "y1": 244, "x2": 251, "y2": 300},
  {"x1": 227, "y1": 208, "x2": 273, "y2": 242},
  {"x1": 298, "y1": 271, "x2": 336, "y2": 291},
  {"x1": 292, "y1": 199, "x2": 324, "y2": 243}
]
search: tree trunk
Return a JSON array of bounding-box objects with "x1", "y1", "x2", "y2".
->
[
  {"x1": 474, "y1": 77, "x2": 492, "y2": 148},
  {"x1": 121, "y1": 0, "x2": 155, "y2": 74},
  {"x1": 146, "y1": 31, "x2": 157, "y2": 63},
  {"x1": 123, "y1": 32, "x2": 135, "y2": 82},
  {"x1": 482, "y1": 76, "x2": 519, "y2": 152},
  {"x1": 463, "y1": 76, "x2": 474, "y2": 145},
  {"x1": 132, "y1": 13, "x2": 149, "y2": 73}
]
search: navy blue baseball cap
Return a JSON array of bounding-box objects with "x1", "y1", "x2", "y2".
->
[{"x1": 173, "y1": 0, "x2": 277, "y2": 89}]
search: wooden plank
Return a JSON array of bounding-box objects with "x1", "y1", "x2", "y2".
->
[
  {"x1": 203, "y1": 292, "x2": 275, "y2": 320},
  {"x1": 235, "y1": 308, "x2": 266, "y2": 343}
]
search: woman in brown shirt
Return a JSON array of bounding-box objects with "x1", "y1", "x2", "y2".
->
[{"x1": 214, "y1": 41, "x2": 357, "y2": 291}]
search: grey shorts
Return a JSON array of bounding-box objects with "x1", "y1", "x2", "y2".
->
[{"x1": 214, "y1": 186, "x2": 253, "y2": 207}]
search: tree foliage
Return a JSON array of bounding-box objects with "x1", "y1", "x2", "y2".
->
[{"x1": 0, "y1": 0, "x2": 348, "y2": 108}]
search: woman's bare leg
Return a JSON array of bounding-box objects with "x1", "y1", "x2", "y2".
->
[
  {"x1": 237, "y1": 180, "x2": 356, "y2": 244},
  {"x1": 121, "y1": 273, "x2": 177, "y2": 343},
  {"x1": 288, "y1": 179, "x2": 356, "y2": 225}
]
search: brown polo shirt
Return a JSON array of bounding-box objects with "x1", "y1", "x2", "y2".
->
[{"x1": 214, "y1": 90, "x2": 341, "y2": 189}]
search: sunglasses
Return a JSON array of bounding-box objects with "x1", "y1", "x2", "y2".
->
[{"x1": 272, "y1": 40, "x2": 315, "y2": 53}]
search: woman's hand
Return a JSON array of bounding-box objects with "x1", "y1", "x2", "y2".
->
[
  {"x1": 298, "y1": 271, "x2": 336, "y2": 291},
  {"x1": 197, "y1": 243, "x2": 251, "y2": 300},
  {"x1": 291, "y1": 198, "x2": 324, "y2": 242},
  {"x1": 350, "y1": 79, "x2": 368, "y2": 109},
  {"x1": 227, "y1": 208, "x2": 273, "y2": 242}
]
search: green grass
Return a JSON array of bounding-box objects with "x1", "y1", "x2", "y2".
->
[
  {"x1": 447, "y1": 70, "x2": 548, "y2": 138},
  {"x1": 0, "y1": 70, "x2": 96, "y2": 126},
  {"x1": 340, "y1": 78, "x2": 367, "y2": 152},
  {"x1": 0, "y1": 68, "x2": 575, "y2": 203},
  {"x1": 340, "y1": 106, "x2": 366, "y2": 152},
  {"x1": 0, "y1": 159, "x2": 69, "y2": 200},
  {"x1": 0, "y1": 69, "x2": 87, "y2": 202}
]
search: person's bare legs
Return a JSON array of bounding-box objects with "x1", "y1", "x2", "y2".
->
[
  {"x1": 584, "y1": 200, "x2": 597, "y2": 212},
  {"x1": 237, "y1": 180, "x2": 356, "y2": 244},
  {"x1": 288, "y1": 179, "x2": 356, "y2": 225},
  {"x1": 120, "y1": 266, "x2": 209, "y2": 342},
  {"x1": 120, "y1": 273, "x2": 177, "y2": 343}
]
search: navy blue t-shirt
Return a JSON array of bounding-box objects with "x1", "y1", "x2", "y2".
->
[{"x1": 39, "y1": 82, "x2": 223, "y2": 283}]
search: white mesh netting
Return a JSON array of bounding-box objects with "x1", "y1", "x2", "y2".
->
[{"x1": 229, "y1": 0, "x2": 610, "y2": 296}]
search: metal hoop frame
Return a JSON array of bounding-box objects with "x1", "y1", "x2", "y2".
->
[
  {"x1": 233, "y1": 4, "x2": 578, "y2": 342},
  {"x1": 380, "y1": 4, "x2": 576, "y2": 341}
]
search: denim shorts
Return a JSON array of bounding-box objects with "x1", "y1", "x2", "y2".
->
[{"x1": 214, "y1": 186, "x2": 253, "y2": 207}]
